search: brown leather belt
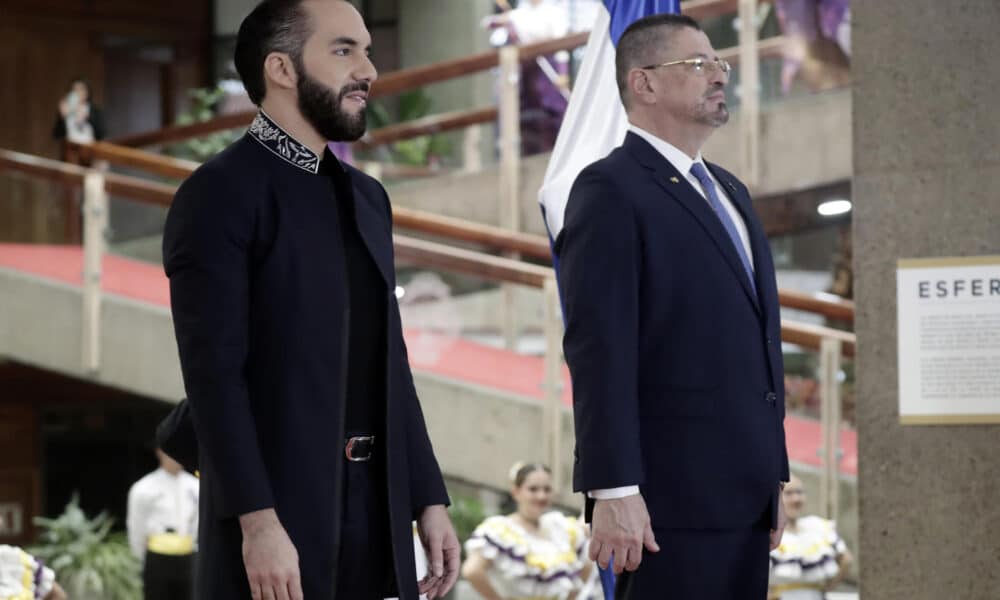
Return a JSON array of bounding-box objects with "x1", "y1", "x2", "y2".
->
[{"x1": 344, "y1": 435, "x2": 375, "y2": 462}]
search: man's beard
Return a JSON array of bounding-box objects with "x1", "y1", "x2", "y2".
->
[
  {"x1": 693, "y1": 83, "x2": 729, "y2": 127},
  {"x1": 296, "y1": 63, "x2": 368, "y2": 142},
  {"x1": 696, "y1": 102, "x2": 729, "y2": 127}
]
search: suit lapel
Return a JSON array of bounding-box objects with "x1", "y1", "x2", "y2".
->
[
  {"x1": 348, "y1": 177, "x2": 394, "y2": 288},
  {"x1": 709, "y1": 163, "x2": 782, "y2": 390},
  {"x1": 625, "y1": 134, "x2": 761, "y2": 315}
]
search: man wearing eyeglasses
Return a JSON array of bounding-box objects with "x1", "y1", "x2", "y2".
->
[{"x1": 556, "y1": 13, "x2": 789, "y2": 599}]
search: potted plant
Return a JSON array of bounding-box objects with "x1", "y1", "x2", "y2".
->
[
  {"x1": 366, "y1": 89, "x2": 453, "y2": 166},
  {"x1": 30, "y1": 494, "x2": 142, "y2": 600},
  {"x1": 167, "y1": 85, "x2": 243, "y2": 163}
]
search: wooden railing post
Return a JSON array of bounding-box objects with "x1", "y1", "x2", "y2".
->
[
  {"x1": 81, "y1": 171, "x2": 108, "y2": 372},
  {"x1": 462, "y1": 125, "x2": 482, "y2": 173},
  {"x1": 498, "y1": 45, "x2": 522, "y2": 351},
  {"x1": 61, "y1": 141, "x2": 84, "y2": 244},
  {"x1": 819, "y1": 337, "x2": 843, "y2": 519},
  {"x1": 542, "y1": 276, "x2": 564, "y2": 492},
  {"x1": 738, "y1": 0, "x2": 761, "y2": 188}
]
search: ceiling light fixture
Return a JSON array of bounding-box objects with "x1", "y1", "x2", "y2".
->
[{"x1": 817, "y1": 199, "x2": 852, "y2": 217}]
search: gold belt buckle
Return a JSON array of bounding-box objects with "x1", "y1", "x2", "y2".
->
[{"x1": 344, "y1": 435, "x2": 375, "y2": 462}]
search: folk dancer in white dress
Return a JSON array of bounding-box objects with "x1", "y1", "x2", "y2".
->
[
  {"x1": 769, "y1": 476, "x2": 852, "y2": 599},
  {"x1": 0, "y1": 541, "x2": 64, "y2": 600},
  {"x1": 462, "y1": 463, "x2": 595, "y2": 600}
]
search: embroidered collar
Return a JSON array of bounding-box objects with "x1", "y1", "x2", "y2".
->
[{"x1": 248, "y1": 110, "x2": 321, "y2": 174}]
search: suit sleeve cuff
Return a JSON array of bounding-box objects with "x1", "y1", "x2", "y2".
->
[{"x1": 587, "y1": 485, "x2": 640, "y2": 500}]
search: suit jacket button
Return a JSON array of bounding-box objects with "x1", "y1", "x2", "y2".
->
[{"x1": 765, "y1": 392, "x2": 777, "y2": 405}]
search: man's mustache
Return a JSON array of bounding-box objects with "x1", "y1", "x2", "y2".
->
[
  {"x1": 704, "y1": 83, "x2": 725, "y2": 99},
  {"x1": 339, "y1": 82, "x2": 371, "y2": 99}
]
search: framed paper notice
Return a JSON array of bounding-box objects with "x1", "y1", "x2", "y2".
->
[{"x1": 897, "y1": 256, "x2": 1000, "y2": 425}]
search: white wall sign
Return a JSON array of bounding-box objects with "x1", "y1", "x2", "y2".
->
[{"x1": 897, "y1": 256, "x2": 1000, "y2": 424}]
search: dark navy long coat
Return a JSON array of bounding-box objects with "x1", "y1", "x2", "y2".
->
[{"x1": 162, "y1": 111, "x2": 448, "y2": 600}]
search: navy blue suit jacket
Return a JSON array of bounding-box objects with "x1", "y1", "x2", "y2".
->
[{"x1": 556, "y1": 132, "x2": 789, "y2": 531}]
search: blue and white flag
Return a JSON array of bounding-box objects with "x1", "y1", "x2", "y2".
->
[{"x1": 539, "y1": 0, "x2": 681, "y2": 242}]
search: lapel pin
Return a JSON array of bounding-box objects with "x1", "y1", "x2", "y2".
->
[{"x1": 669, "y1": 176, "x2": 680, "y2": 183}]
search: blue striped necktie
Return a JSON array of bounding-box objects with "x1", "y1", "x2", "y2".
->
[{"x1": 689, "y1": 162, "x2": 756, "y2": 296}]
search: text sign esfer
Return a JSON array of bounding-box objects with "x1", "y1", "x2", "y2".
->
[{"x1": 897, "y1": 256, "x2": 1000, "y2": 425}]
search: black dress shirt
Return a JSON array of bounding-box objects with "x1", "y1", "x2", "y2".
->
[{"x1": 322, "y1": 152, "x2": 387, "y2": 437}]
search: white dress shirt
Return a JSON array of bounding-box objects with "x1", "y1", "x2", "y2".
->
[
  {"x1": 587, "y1": 125, "x2": 756, "y2": 501},
  {"x1": 126, "y1": 468, "x2": 200, "y2": 561}
]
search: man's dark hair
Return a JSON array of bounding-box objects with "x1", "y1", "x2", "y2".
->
[
  {"x1": 234, "y1": 0, "x2": 314, "y2": 105},
  {"x1": 615, "y1": 13, "x2": 701, "y2": 108}
]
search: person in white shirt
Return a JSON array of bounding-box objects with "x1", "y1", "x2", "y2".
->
[
  {"x1": 483, "y1": 0, "x2": 571, "y2": 154},
  {"x1": 52, "y1": 79, "x2": 105, "y2": 145},
  {"x1": 126, "y1": 448, "x2": 199, "y2": 600}
]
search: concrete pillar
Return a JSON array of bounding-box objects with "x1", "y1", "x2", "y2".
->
[
  {"x1": 399, "y1": 0, "x2": 495, "y2": 166},
  {"x1": 214, "y1": 0, "x2": 257, "y2": 36},
  {"x1": 853, "y1": 2, "x2": 1000, "y2": 597}
]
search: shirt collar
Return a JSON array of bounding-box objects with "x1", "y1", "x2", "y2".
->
[
  {"x1": 156, "y1": 467, "x2": 182, "y2": 480},
  {"x1": 248, "y1": 110, "x2": 321, "y2": 174},
  {"x1": 627, "y1": 124, "x2": 706, "y2": 176}
]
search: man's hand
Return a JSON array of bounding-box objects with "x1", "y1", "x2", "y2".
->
[
  {"x1": 589, "y1": 494, "x2": 660, "y2": 575},
  {"x1": 44, "y1": 583, "x2": 67, "y2": 600},
  {"x1": 769, "y1": 485, "x2": 788, "y2": 551},
  {"x1": 239, "y1": 509, "x2": 303, "y2": 600},
  {"x1": 416, "y1": 504, "x2": 460, "y2": 599}
]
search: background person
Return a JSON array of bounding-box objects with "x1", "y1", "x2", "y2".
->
[
  {"x1": 768, "y1": 476, "x2": 852, "y2": 599},
  {"x1": 462, "y1": 463, "x2": 594, "y2": 600},
  {"x1": 52, "y1": 78, "x2": 106, "y2": 144},
  {"x1": 126, "y1": 448, "x2": 199, "y2": 600},
  {"x1": 0, "y1": 530, "x2": 67, "y2": 600}
]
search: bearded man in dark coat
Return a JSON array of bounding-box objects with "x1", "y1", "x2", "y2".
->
[{"x1": 161, "y1": 1, "x2": 460, "y2": 598}]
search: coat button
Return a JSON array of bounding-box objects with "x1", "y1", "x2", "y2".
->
[{"x1": 765, "y1": 392, "x2": 777, "y2": 405}]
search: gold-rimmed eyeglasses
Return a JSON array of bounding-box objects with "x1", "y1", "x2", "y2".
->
[{"x1": 641, "y1": 57, "x2": 732, "y2": 76}]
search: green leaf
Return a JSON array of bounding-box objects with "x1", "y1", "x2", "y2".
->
[
  {"x1": 366, "y1": 101, "x2": 393, "y2": 129},
  {"x1": 30, "y1": 492, "x2": 142, "y2": 599}
]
